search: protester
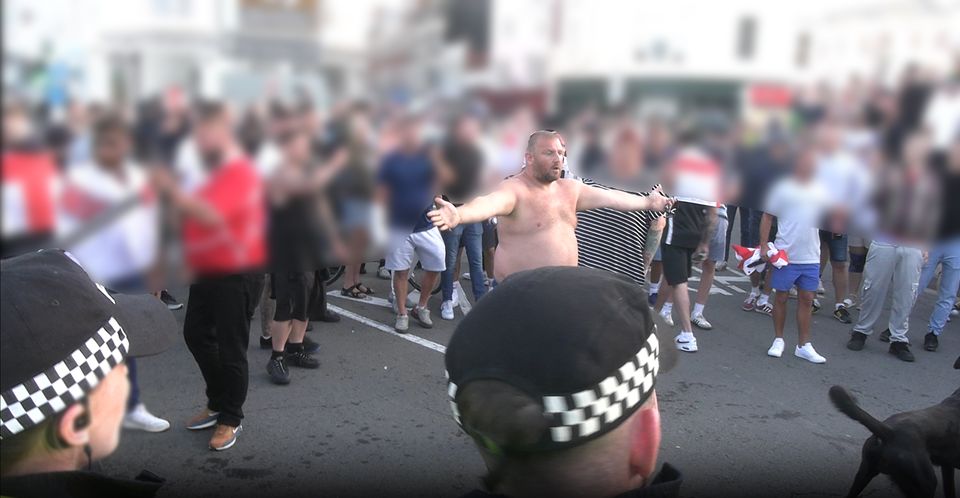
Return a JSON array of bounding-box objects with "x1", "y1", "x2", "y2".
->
[
  {"x1": 263, "y1": 129, "x2": 346, "y2": 385},
  {"x1": 446, "y1": 266, "x2": 681, "y2": 498},
  {"x1": 912, "y1": 135, "x2": 960, "y2": 352},
  {"x1": 436, "y1": 114, "x2": 490, "y2": 320},
  {"x1": 654, "y1": 135, "x2": 720, "y2": 352},
  {"x1": 761, "y1": 144, "x2": 829, "y2": 364},
  {"x1": 150, "y1": 101, "x2": 266, "y2": 450},
  {"x1": 429, "y1": 130, "x2": 674, "y2": 284},
  {"x1": 0, "y1": 249, "x2": 177, "y2": 497},
  {"x1": 378, "y1": 112, "x2": 447, "y2": 332},
  {"x1": 57, "y1": 114, "x2": 171, "y2": 432}
]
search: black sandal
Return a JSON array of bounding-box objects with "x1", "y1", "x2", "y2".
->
[
  {"x1": 355, "y1": 282, "x2": 374, "y2": 295},
  {"x1": 341, "y1": 284, "x2": 367, "y2": 299}
]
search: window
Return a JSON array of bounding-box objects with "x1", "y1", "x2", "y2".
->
[{"x1": 736, "y1": 16, "x2": 757, "y2": 61}]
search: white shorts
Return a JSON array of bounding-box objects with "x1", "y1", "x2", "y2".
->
[{"x1": 385, "y1": 228, "x2": 446, "y2": 272}]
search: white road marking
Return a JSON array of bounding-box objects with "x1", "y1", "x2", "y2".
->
[
  {"x1": 327, "y1": 304, "x2": 447, "y2": 354},
  {"x1": 327, "y1": 291, "x2": 394, "y2": 309}
]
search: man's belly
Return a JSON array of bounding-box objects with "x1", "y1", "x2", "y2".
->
[{"x1": 493, "y1": 227, "x2": 579, "y2": 282}]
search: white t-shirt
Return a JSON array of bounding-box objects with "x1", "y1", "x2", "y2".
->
[
  {"x1": 923, "y1": 88, "x2": 960, "y2": 150},
  {"x1": 764, "y1": 177, "x2": 828, "y2": 265}
]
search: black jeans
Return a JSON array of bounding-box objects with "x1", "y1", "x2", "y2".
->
[{"x1": 183, "y1": 273, "x2": 264, "y2": 427}]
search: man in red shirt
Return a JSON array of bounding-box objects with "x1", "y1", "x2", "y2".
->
[{"x1": 151, "y1": 102, "x2": 265, "y2": 451}]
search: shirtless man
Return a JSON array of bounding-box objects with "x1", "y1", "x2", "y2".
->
[{"x1": 428, "y1": 130, "x2": 674, "y2": 282}]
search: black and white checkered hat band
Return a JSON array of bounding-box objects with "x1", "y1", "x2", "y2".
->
[
  {"x1": 0, "y1": 317, "x2": 129, "y2": 439},
  {"x1": 447, "y1": 332, "x2": 660, "y2": 446}
]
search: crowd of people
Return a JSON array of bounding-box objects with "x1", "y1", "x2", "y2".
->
[{"x1": 1, "y1": 59, "x2": 958, "y2": 497}]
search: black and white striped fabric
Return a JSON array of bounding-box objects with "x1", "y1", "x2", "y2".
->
[
  {"x1": 0, "y1": 317, "x2": 129, "y2": 439},
  {"x1": 448, "y1": 331, "x2": 660, "y2": 446},
  {"x1": 575, "y1": 179, "x2": 665, "y2": 286}
]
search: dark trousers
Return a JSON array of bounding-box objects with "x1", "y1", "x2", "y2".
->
[{"x1": 183, "y1": 273, "x2": 264, "y2": 427}]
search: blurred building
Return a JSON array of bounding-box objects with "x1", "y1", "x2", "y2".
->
[{"x1": 3, "y1": 0, "x2": 371, "y2": 109}]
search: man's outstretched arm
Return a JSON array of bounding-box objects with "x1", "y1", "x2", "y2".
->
[
  {"x1": 576, "y1": 183, "x2": 674, "y2": 213},
  {"x1": 428, "y1": 188, "x2": 517, "y2": 231}
]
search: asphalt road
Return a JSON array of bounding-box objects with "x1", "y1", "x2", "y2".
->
[{"x1": 101, "y1": 263, "x2": 959, "y2": 498}]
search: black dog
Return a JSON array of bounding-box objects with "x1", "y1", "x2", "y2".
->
[{"x1": 829, "y1": 385, "x2": 960, "y2": 498}]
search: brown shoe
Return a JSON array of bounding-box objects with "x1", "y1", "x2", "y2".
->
[
  {"x1": 185, "y1": 409, "x2": 219, "y2": 431},
  {"x1": 209, "y1": 424, "x2": 242, "y2": 451}
]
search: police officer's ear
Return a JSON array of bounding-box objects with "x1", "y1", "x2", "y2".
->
[
  {"x1": 56, "y1": 402, "x2": 91, "y2": 448},
  {"x1": 627, "y1": 391, "x2": 662, "y2": 487}
]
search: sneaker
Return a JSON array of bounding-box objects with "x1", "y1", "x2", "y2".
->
[
  {"x1": 812, "y1": 299, "x2": 821, "y2": 314},
  {"x1": 160, "y1": 289, "x2": 183, "y2": 310},
  {"x1": 259, "y1": 335, "x2": 272, "y2": 350},
  {"x1": 648, "y1": 292, "x2": 659, "y2": 307},
  {"x1": 319, "y1": 309, "x2": 341, "y2": 323},
  {"x1": 267, "y1": 356, "x2": 290, "y2": 385},
  {"x1": 209, "y1": 424, "x2": 242, "y2": 451},
  {"x1": 889, "y1": 342, "x2": 915, "y2": 362},
  {"x1": 833, "y1": 305, "x2": 852, "y2": 324},
  {"x1": 462, "y1": 272, "x2": 471, "y2": 281},
  {"x1": 816, "y1": 280, "x2": 825, "y2": 295},
  {"x1": 842, "y1": 297, "x2": 855, "y2": 309},
  {"x1": 659, "y1": 309, "x2": 674, "y2": 327},
  {"x1": 691, "y1": 313, "x2": 713, "y2": 330},
  {"x1": 287, "y1": 349, "x2": 320, "y2": 369},
  {"x1": 452, "y1": 284, "x2": 462, "y2": 306},
  {"x1": 412, "y1": 306, "x2": 434, "y2": 329},
  {"x1": 186, "y1": 410, "x2": 220, "y2": 431},
  {"x1": 395, "y1": 314, "x2": 409, "y2": 333},
  {"x1": 674, "y1": 332, "x2": 698, "y2": 352},
  {"x1": 794, "y1": 343, "x2": 826, "y2": 364},
  {"x1": 377, "y1": 267, "x2": 391, "y2": 280},
  {"x1": 879, "y1": 329, "x2": 891, "y2": 343},
  {"x1": 716, "y1": 261, "x2": 727, "y2": 272},
  {"x1": 742, "y1": 294, "x2": 757, "y2": 311},
  {"x1": 847, "y1": 332, "x2": 867, "y2": 351},
  {"x1": 754, "y1": 300, "x2": 773, "y2": 316},
  {"x1": 923, "y1": 332, "x2": 938, "y2": 352},
  {"x1": 123, "y1": 404, "x2": 171, "y2": 432},
  {"x1": 767, "y1": 338, "x2": 785, "y2": 358},
  {"x1": 440, "y1": 300, "x2": 455, "y2": 320},
  {"x1": 788, "y1": 287, "x2": 798, "y2": 299},
  {"x1": 301, "y1": 336, "x2": 321, "y2": 354}
]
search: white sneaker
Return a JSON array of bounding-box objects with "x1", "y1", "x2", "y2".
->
[
  {"x1": 394, "y1": 315, "x2": 409, "y2": 332},
  {"x1": 377, "y1": 267, "x2": 391, "y2": 280},
  {"x1": 842, "y1": 297, "x2": 855, "y2": 309},
  {"x1": 795, "y1": 343, "x2": 826, "y2": 364},
  {"x1": 691, "y1": 313, "x2": 712, "y2": 330},
  {"x1": 716, "y1": 261, "x2": 727, "y2": 272},
  {"x1": 123, "y1": 404, "x2": 171, "y2": 432},
  {"x1": 440, "y1": 300, "x2": 455, "y2": 320},
  {"x1": 767, "y1": 338, "x2": 785, "y2": 358},
  {"x1": 816, "y1": 280, "x2": 825, "y2": 295},
  {"x1": 675, "y1": 332, "x2": 698, "y2": 352},
  {"x1": 452, "y1": 282, "x2": 463, "y2": 306},
  {"x1": 659, "y1": 309, "x2": 675, "y2": 327},
  {"x1": 461, "y1": 272, "x2": 471, "y2": 281},
  {"x1": 788, "y1": 288, "x2": 798, "y2": 299}
]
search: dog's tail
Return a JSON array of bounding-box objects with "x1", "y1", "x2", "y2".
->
[{"x1": 829, "y1": 386, "x2": 894, "y2": 440}]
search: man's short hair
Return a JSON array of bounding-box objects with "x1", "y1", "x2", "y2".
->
[
  {"x1": 93, "y1": 113, "x2": 129, "y2": 141},
  {"x1": 526, "y1": 130, "x2": 561, "y2": 152},
  {"x1": 195, "y1": 100, "x2": 228, "y2": 124}
]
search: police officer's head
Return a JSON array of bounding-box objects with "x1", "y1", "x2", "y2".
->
[
  {"x1": 0, "y1": 250, "x2": 176, "y2": 477},
  {"x1": 446, "y1": 267, "x2": 675, "y2": 498}
]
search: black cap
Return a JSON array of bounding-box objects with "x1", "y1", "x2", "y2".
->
[
  {"x1": 1, "y1": 250, "x2": 178, "y2": 439},
  {"x1": 445, "y1": 266, "x2": 675, "y2": 454}
]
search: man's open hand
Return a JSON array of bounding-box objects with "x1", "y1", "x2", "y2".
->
[{"x1": 428, "y1": 196, "x2": 460, "y2": 231}]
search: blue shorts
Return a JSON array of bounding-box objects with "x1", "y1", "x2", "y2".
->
[{"x1": 771, "y1": 263, "x2": 820, "y2": 292}]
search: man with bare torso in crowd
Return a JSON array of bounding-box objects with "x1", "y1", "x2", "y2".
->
[{"x1": 428, "y1": 130, "x2": 675, "y2": 283}]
